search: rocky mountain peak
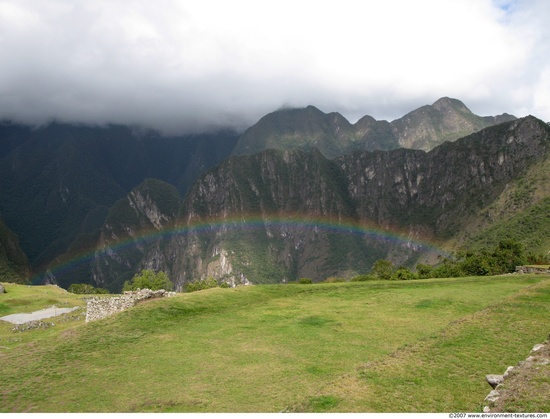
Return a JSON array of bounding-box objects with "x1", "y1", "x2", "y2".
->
[
  {"x1": 432, "y1": 97, "x2": 471, "y2": 113},
  {"x1": 233, "y1": 98, "x2": 516, "y2": 157},
  {"x1": 390, "y1": 97, "x2": 501, "y2": 151}
]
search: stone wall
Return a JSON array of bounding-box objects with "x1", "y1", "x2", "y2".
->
[
  {"x1": 85, "y1": 289, "x2": 176, "y2": 322},
  {"x1": 483, "y1": 337, "x2": 550, "y2": 412},
  {"x1": 515, "y1": 265, "x2": 550, "y2": 274}
]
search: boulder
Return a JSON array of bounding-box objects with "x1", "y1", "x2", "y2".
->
[
  {"x1": 0, "y1": 283, "x2": 4, "y2": 294},
  {"x1": 485, "y1": 374, "x2": 504, "y2": 389},
  {"x1": 532, "y1": 343, "x2": 545, "y2": 352},
  {"x1": 484, "y1": 389, "x2": 500, "y2": 403}
]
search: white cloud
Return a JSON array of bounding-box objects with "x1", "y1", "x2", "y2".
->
[{"x1": 0, "y1": 0, "x2": 547, "y2": 133}]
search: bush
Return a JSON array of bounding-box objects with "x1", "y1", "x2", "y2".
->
[
  {"x1": 323, "y1": 277, "x2": 346, "y2": 283},
  {"x1": 432, "y1": 258, "x2": 464, "y2": 278},
  {"x1": 187, "y1": 276, "x2": 219, "y2": 292},
  {"x1": 392, "y1": 267, "x2": 416, "y2": 281},
  {"x1": 298, "y1": 277, "x2": 313, "y2": 284},
  {"x1": 527, "y1": 252, "x2": 550, "y2": 265},
  {"x1": 491, "y1": 239, "x2": 527, "y2": 273},
  {"x1": 415, "y1": 264, "x2": 434, "y2": 279},
  {"x1": 428, "y1": 240, "x2": 527, "y2": 278},
  {"x1": 350, "y1": 274, "x2": 377, "y2": 282},
  {"x1": 371, "y1": 259, "x2": 394, "y2": 280},
  {"x1": 122, "y1": 269, "x2": 173, "y2": 292},
  {"x1": 459, "y1": 252, "x2": 493, "y2": 276},
  {"x1": 68, "y1": 283, "x2": 109, "y2": 294}
]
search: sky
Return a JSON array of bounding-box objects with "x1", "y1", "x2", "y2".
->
[{"x1": 0, "y1": 0, "x2": 549, "y2": 135}]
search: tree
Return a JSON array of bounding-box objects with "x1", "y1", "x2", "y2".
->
[
  {"x1": 123, "y1": 269, "x2": 173, "y2": 292},
  {"x1": 415, "y1": 263, "x2": 434, "y2": 279},
  {"x1": 459, "y1": 252, "x2": 492, "y2": 276},
  {"x1": 371, "y1": 259, "x2": 394, "y2": 280},
  {"x1": 432, "y1": 256, "x2": 464, "y2": 278},
  {"x1": 492, "y1": 239, "x2": 527, "y2": 273}
]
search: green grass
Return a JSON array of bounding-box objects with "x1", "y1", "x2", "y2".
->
[
  {"x1": 0, "y1": 283, "x2": 87, "y2": 316},
  {"x1": 0, "y1": 276, "x2": 549, "y2": 412},
  {"x1": 470, "y1": 196, "x2": 550, "y2": 253}
]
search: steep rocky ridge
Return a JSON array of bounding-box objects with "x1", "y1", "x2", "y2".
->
[
  {"x1": 0, "y1": 122, "x2": 238, "y2": 280},
  {"x1": 43, "y1": 179, "x2": 182, "y2": 291},
  {"x1": 340, "y1": 116, "x2": 549, "y2": 237},
  {"x1": 232, "y1": 105, "x2": 388, "y2": 158},
  {"x1": 89, "y1": 179, "x2": 182, "y2": 291},
  {"x1": 95, "y1": 115, "x2": 548, "y2": 291},
  {"x1": 0, "y1": 215, "x2": 31, "y2": 283},
  {"x1": 450, "y1": 150, "x2": 550, "y2": 254},
  {"x1": 2, "y1": 104, "x2": 539, "y2": 292},
  {"x1": 391, "y1": 97, "x2": 515, "y2": 150},
  {"x1": 166, "y1": 148, "x2": 375, "y2": 287},
  {"x1": 232, "y1": 97, "x2": 516, "y2": 158}
]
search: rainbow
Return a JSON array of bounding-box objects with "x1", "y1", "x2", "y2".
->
[{"x1": 36, "y1": 213, "x2": 450, "y2": 285}]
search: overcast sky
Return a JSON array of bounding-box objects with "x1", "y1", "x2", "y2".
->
[{"x1": 0, "y1": 0, "x2": 548, "y2": 134}]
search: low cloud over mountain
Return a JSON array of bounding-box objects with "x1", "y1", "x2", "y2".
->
[{"x1": 0, "y1": 0, "x2": 549, "y2": 134}]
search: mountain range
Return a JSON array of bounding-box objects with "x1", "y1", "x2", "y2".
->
[
  {"x1": 232, "y1": 97, "x2": 516, "y2": 157},
  {"x1": 1, "y1": 97, "x2": 548, "y2": 291}
]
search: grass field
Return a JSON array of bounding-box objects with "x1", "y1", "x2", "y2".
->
[{"x1": 0, "y1": 275, "x2": 549, "y2": 413}]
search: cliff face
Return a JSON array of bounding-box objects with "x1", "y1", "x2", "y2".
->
[
  {"x1": 44, "y1": 115, "x2": 547, "y2": 291},
  {"x1": 0, "y1": 122, "x2": 238, "y2": 278},
  {"x1": 85, "y1": 116, "x2": 550, "y2": 291},
  {"x1": 184, "y1": 148, "x2": 352, "y2": 219},
  {"x1": 135, "y1": 116, "x2": 547, "y2": 290},
  {"x1": 0, "y1": 216, "x2": 31, "y2": 283},
  {"x1": 90, "y1": 179, "x2": 182, "y2": 291},
  {"x1": 340, "y1": 116, "x2": 549, "y2": 235},
  {"x1": 167, "y1": 148, "x2": 374, "y2": 287}
]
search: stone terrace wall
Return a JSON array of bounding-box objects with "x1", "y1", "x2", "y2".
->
[
  {"x1": 515, "y1": 265, "x2": 550, "y2": 274},
  {"x1": 483, "y1": 337, "x2": 550, "y2": 412},
  {"x1": 86, "y1": 289, "x2": 176, "y2": 322}
]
